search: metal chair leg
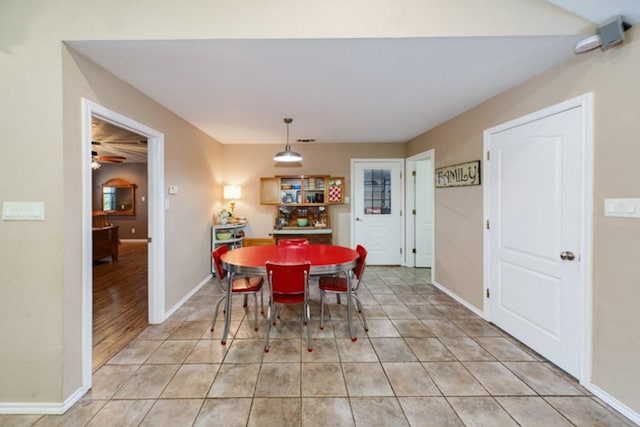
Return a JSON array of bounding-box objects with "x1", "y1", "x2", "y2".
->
[
  {"x1": 353, "y1": 294, "x2": 368, "y2": 332},
  {"x1": 319, "y1": 291, "x2": 326, "y2": 330},
  {"x1": 210, "y1": 295, "x2": 226, "y2": 332},
  {"x1": 264, "y1": 300, "x2": 273, "y2": 353}
]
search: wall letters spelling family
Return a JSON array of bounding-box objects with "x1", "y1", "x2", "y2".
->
[{"x1": 435, "y1": 160, "x2": 481, "y2": 188}]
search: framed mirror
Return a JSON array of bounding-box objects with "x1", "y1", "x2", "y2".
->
[{"x1": 102, "y1": 177, "x2": 136, "y2": 216}]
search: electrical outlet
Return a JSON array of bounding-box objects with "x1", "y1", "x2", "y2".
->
[{"x1": 131, "y1": 228, "x2": 136, "y2": 234}]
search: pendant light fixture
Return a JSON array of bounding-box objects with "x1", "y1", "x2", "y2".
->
[{"x1": 273, "y1": 117, "x2": 303, "y2": 162}]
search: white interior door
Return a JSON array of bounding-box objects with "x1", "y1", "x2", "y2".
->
[
  {"x1": 486, "y1": 104, "x2": 586, "y2": 378},
  {"x1": 352, "y1": 159, "x2": 403, "y2": 265},
  {"x1": 415, "y1": 158, "x2": 433, "y2": 267}
]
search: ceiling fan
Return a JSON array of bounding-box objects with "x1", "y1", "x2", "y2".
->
[{"x1": 91, "y1": 141, "x2": 126, "y2": 169}]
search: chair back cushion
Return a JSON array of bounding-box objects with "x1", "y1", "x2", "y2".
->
[
  {"x1": 277, "y1": 238, "x2": 309, "y2": 246},
  {"x1": 354, "y1": 244, "x2": 368, "y2": 280},
  {"x1": 266, "y1": 261, "x2": 311, "y2": 303},
  {"x1": 212, "y1": 245, "x2": 229, "y2": 280}
]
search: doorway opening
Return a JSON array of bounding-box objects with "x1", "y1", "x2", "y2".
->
[
  {"x1": 81, "y1": 99, "x2": 166, "y2": 390},
  {"x1": 405, "y1": 150, "x2": 435, "y2": 270}
]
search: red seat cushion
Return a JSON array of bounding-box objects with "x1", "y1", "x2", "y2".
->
[
  {"x1": 318, "y1": 276, "x2": 348, "y2": 292},
  {"x1": 231, "y1": 276, "x2": 263, "y2": 293}
]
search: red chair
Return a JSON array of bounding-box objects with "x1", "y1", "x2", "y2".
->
[
  {"x1": 264, "y1": 261, "x2": 312, "y2": 352},
  {"x1": 277, "y1": 238, "x2": 309, "y2": 246},
  {"x1": 211, "y1": 245, "x2": 264, "y2": 344},
  {"x1": 318, "y1": 244, "x2": 369, "y2": 335}
]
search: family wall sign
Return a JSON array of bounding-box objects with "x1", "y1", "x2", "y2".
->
[{"x1": 435, "y1": 160, "x2": 481, "y2": 188}]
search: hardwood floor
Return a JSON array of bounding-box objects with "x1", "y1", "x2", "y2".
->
[{"x1": 92, "y1": 241, "x2": 148, "y2": 372}]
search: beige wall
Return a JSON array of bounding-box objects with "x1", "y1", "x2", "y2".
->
[{"x1": 407, "y1": 26, "x2": 640, "y2": 413}]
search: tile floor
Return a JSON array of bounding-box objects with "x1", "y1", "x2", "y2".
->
[{"x1": 2, "y1": 267, "x2": 636, "y2": 426}]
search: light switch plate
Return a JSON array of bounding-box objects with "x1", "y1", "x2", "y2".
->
[
  {"x1": 604, "y1": 198, "x2": 640, "y2": 218},
  {"x1": 2, "y1": 202, "x2": 45, "y2": 221},
  {"x1": 168, "y1": 185, "x2": 179, "y2": 195}
]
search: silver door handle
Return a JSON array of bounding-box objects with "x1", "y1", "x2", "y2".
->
[{"x1": 560, "y1": 251, "x2": 575, "y2": 261}]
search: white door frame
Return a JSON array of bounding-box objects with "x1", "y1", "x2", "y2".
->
[
  {"x1": 482, "y1": 93, "x2": 593, "y2": 384},
  {"x1": 405, "y1": 149, "x2": 435, "y2": 270},
  {"x1": 81, "y1": 99, "x2": 166, "y2": 390}
]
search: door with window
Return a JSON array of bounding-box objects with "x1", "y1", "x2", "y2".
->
[{"x1": 352, "y1": 159, "x2": 403, "y2": 265}]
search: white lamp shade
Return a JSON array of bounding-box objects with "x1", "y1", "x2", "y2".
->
[{"x1": 223, "y1": 185, "x2": 242, "y2": 200}]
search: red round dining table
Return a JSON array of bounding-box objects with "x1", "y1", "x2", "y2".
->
[{"x1": 220, "y1": 244, "x2": 360, "y2": 343}]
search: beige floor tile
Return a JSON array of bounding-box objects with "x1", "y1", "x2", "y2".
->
[
  {"x1": 350, "y1": 397, "x2": 409, "y2": 426},
  {"x1": 146, "y1": 339, "x2": 198, "y2": 364},
  {"x1": 262, "y1": 338, "x2": 301, "y2": 362},
  {"x1": 247, "y1": 397, "x2": 300, "y2": 427},
  {"x1": 184, "y1": 339, "x2": 228, "y2": 363},
  {"x1": 168, "y1": 320, "x2": 211, "y2": 339},
  {"x1": 302, "y1": 362, "x2": 348, "y2": 396},
  {"x1": 208, "y1": 363, "x2": 260, "y2": 397},
  {"x1": 439, "y1": 337, "x2": 495, "y2": 361},
  {"x1": 302, "y1": 338, "x2": 340, "y2": 363},
  {"x1": 382, "y1": 362, "x2": 441, "y2": 396},
  {"x1": 139, "y1": 399, "x2": 203, "y2": 427},
  {"x1": 255, "y1": 363, "x2": 301, "y2": 397},
  {"x1": 114, "y1": 364, "x2": 179, "y2": 399},
  {"x1": 86, "y1": 399, "x2": 155, "y2": 427},
  {"x1": 405, "y1": 337, "x2": 456, "y2": 362},
  {"x1": 545, "y1": 396, "x2": 634, "y2": 426},
  {"x1": 32, "y1": 400, "x2": 106, "y2": 427},
  {"x1": 224, "y1": 339, "x2": 265, "y2": 363},
  {"x1": 496, "y1": 396, "x2": 573, "y2": 426},
  {"x1": 475, "y1": 336, "x2": 536, "y2": 361},
  {"x1": 361, "y1": 318, "x2": 402, "y2": 337},
  {"x1": 450, "y1": 318, "x2": 503, "y2": 337},
  {"x1": 503, "y1": 362, "x2": 584, "y2": 395},
  {"x1": 398, "y1": 397, "x2": 463, "y2": 427},
  {"x1": 382, "y1": 304, "x2": 418, "y2": 319},
  {"x1": 374, "y1": 293, "x2": 405, "y2": 305},
  {"x1": 106, "y1": 340, "x2": 162, "y2": 365},
  {"x1": 161, "y1": 364, "x2": 219, "y2": 398},
  {"x1": 336, "y1": 338, "x2": 379, "y2": 362},
  {"x1": 302, "y1": 397, "x2": 354, "y2": 426},
  {"x1": 423, "y1": 362, "x2": 488, "y2": 396},
  {"x1": 194, "y1": 398, "x2": 252, "y2": 427},
  {"x1": 342, "y1": 362, "x2": 394, "y2": 396},
  {"x1": 135, "y1": 320, "x2": 182, "y2": 340},
  {"x1": 371, "y1": 337, "x2": 418, "y2": 362},
  {"x1": 447, "y1": 396, "x2": 518, "y2": 426},
  {"x1": 391, "y1": 319, "x2": 435, "y2": 337},
  {"x1": 407, "y1": 303, "x2": 448, "y2": 320},
  {"x1": 0, "y1": 415, "x2": 43, "y2": 427},
  {"x1": 463, "y1": 362, "x2": 535, "y2": 395},
  {"x1": 422, "y1": 319, "x2": 467, "y2": 337},
  {"x1": 84, "y1": 364, "x2": 139, "y2": 400}
]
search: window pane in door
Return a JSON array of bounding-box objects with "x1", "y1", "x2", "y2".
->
[{"x1": 363, "y1": 168, "x2": 391, "y2": 215}]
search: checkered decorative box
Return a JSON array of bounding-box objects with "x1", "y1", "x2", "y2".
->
[{"x1": 329, "y1": 185, "x2": 341, "y2": 202}]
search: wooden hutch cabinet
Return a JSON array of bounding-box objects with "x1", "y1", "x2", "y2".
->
[{"x1": 260, "y1": 175, "x2": 344, "y2": 244}]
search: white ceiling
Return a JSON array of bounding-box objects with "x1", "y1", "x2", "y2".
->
[{"x1": 74, "y1": 1, "x2": 639, "y2": 149}]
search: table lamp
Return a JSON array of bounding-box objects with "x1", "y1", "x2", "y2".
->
[{"x1": 223, "y1": 185, "x2": 242, "y2": 218}]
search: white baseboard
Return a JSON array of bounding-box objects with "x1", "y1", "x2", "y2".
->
[
  {"x1": 163, "y1": 274, "x2": 212, "y2": 321},
  {"x1": 586, "y1": 383, "x2": 640, "y2": 425},
  {"x1": 0, "y1": 384, "x2": 86, "y2": 415},
  {"x1": 431, "y1": 280, "x2": 484, "y2": 317}
]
